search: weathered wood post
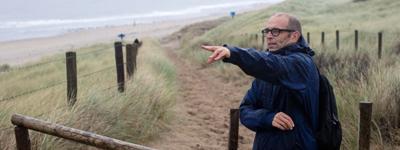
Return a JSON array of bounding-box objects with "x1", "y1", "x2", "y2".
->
[
  {"x1": 261, "y1": 34, "x2": 265, "y2": 50},
  {"x1": 378, "y1": 32, "x2": 382, "y2": 59},
  {"x1": 255, "y1": 34, "x2": 258, "y2": 45},
  {"x1": 321, "y1": 32, "x2": 325, "y2": 48},
  {"x1": 134, "y1": 38, "x2": 141, "y2": 48},
  {"x1": 66, "y1": 51, "x2": 77, "y2": 106},
  {"x1": 126, "y1": 44, "x2": 134, "y2": 79},
  {"x1": 253, "y1": 34, "x2": 257, "y2": 48},
  {"x1": 307, "y1": 32, "x2": 310, "y2": 44},
  {"x1": 228, "y1": 109, "x2": 239, "y2": 150},
  {"x1": 14, "y1": 126, "x2": 31, "y2": 150},
  {"x1": 114, "y1": 42, "x2": 125, "y2": 92},
  {"x1": 397, "y1": 101, "x2": 400, "y2": 129},
  {"x1": 132, "y1": 42, "x2": 139, "y2": 72},
  {"x1": 336, "y1": 30, "x2": 340, "y2": 50},
  {"x1": 355, "y1": 30, "x2": 359, "y2": 51},
  {"x1": 359, "y1": 101, "x2": 372, "y2": 150},
  {"x1": 250, "y1": 34, "x2": 254, "y2": 48}
]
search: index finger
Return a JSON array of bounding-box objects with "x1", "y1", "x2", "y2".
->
[{"x1": 201, "y1": 45, "x2": 218, "y2": 52}]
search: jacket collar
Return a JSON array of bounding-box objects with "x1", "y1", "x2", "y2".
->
[{"x1": 268, "y1": 35, "x2": 315, "y2": 56}]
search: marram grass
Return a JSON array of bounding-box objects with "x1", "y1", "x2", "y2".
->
[{"x1": 0, "y1": 38, "x2": 177, "y2": 149}]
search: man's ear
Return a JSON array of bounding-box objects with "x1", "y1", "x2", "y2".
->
[{"x1": 291, "y1": 31, "x2": 301, "y2": 42}]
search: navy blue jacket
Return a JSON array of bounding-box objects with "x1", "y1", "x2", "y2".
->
[{"x1": 223, "y1": 36, "x2": 319, "y2": 150}]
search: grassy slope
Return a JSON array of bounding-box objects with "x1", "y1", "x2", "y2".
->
[
  {"x1": 177, "y1": 0, "x2": 400, "y2": 149},
  {"x1": 0, "y1": 39, "x2": 177, "y2": 149}
]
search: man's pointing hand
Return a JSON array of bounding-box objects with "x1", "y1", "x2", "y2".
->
[{"x1": 201, "y1": 45, "x2": 231, "y2": 64}]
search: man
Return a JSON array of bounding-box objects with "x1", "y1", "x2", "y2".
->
[{"x1": 201, "y1": 13, "x2": 319, "y2": 150}]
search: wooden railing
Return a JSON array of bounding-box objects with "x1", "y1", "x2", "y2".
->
[{"x1": 11, "y1": 114, "x2": 155, "y2": 150}]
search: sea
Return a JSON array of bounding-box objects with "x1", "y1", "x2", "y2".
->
[{"x1": 0, "y1": 0, "x2": 283, "y2": 42}]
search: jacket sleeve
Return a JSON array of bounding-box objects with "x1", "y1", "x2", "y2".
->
[
  {"x1": 239, "y1": 80, "x2": 277, "y2": 132},
  {"x1": 223, "y1": 46, "x2": 308, "y2": 91}
]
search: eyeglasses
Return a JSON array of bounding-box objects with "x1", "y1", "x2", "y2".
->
[{"x1": 261, "y1": 28, "x2": 295, "y2": 37}]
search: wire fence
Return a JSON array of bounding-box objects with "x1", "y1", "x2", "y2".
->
[
  {"x1": 77, "y1": 65, "x2": 115, "y2": 79},
  {"x1": 0, "y1": 45, "x2": 125, "y2": 103},
  {"x1": 0, "y1": 41, "x2": 140, "y2": 135},
  {"x1": 0, "y1": 55, "x2": 126, "y2": 102},
  {"x1": 76, "y1": 47, "x2": 113, "y2": 59},
  {"x1": 0, "y1": 80, "x2": 66, "y2": 102},
  {"x1": 78, "y1": 81, "x2": 121, "y2": 102},
  {"x1": 0, "y1": 44, "x2": 131, "y2": 133},
  {"x1": 0, "y1": 47, "x2": 113, "y2": 75},
  {"x1": 0, "y1": 64, "x2": 119, "y2": 103},
  {"x1": 0, "y1": 58, "x2": 64, "y2": 74}
]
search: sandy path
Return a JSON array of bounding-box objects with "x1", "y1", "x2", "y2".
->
[{"x1": 148, "y1": 38, "x2": 255, "y2": 150}]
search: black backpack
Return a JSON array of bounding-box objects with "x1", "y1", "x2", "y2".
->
[{"x1": 316, "y1": 73, "x2": 342, "y2": 150}]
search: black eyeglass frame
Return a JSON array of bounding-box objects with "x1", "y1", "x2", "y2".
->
[{"x1": 261, "y1": 28, "x2": 295, "y2": 37}]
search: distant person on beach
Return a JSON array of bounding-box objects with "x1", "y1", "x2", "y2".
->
[{"x1": 201, "y1": 13, "x2": 319, "y2": 150}]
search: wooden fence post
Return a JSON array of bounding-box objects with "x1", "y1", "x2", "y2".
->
[
  {"x1": 134, "y1": 38, "x2": 142, "y2": 48},
  {"x1": 132, "y1": 42, "x2": 139, "y2": 72},
  {"x1": 255, "y1": 34, "x2": 258, "y2": 45},
  {"x1": 66, "y1": 51, "x2": 77, "y2": 106},
  {"x1": 321, "y1": 32, "x2": 325, "y2": 47},
  {"x1": 114, "y1": 42, "x2": 125, "y2": 92},
  {"x1": 359, "y1": 101, "x2": 372, "y2": 150},
  {"x1": 336, "y1": 30, "x2": 340, "y2": 50},
  {"x1": 355, "y1": 30, "x2": 359, "y2": 51},
  {"x1": 126, "y1": 44, "x2": 134, "y2": 79},
  {"x1": 307, "y1": 32, "x2": 310, "y2": 44},
  {"x1": 228, "y1": 109, "x2": 239, "y2": 150},
  {"x1": 14, "y1": 126, "x2": 31, "y2": 150},
  {"x1": 249, "y1": 34, "x2": 254, "y2": 48},
  {"x1": 378, "y1": 32, "x2": 382, "y2": 59},
  {"x1": 261, "y1": 34, "x2": 265, "y2": 50},
  {"x1": 398, "y1": 100, "x2": 400, "y2": 128}
]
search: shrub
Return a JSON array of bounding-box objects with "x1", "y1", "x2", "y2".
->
[{"x1": 0, "y1": 64, "x2": 10, "y2": 72}]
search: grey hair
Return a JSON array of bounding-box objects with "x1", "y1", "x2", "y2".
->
[{"x1": 271, "y1": 13, "x2": 302, "y2": 34}]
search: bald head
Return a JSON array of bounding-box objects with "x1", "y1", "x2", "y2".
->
[
  {"x1": 270, "y1": 13, "x2": 302, "y2": 34},
  {"x1": 265, "y1": 13, "x2": 303, "y2": 51}
]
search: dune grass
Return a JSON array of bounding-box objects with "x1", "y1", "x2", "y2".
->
[
  {"x1": 173, "y1": 0, "x2": 400, "y2": 149},
  {"x1": 0, "y1": 38, "x2": 177, "y2": 149}
]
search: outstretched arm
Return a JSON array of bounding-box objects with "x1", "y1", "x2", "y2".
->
[
  {"x1": 201, "y1": 45, "x2": 283, "y2": 83},
  {"x1": 201, "y1": 45, "x2": 309, "y2": 91}
]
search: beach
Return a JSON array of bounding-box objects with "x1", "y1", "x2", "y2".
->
[
  {"x1": 0, "y1": 0, "x2": 280, "y2": 66},
  {"x1": 0, "y1": 17, "x2": 204, "y2": 65}
]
